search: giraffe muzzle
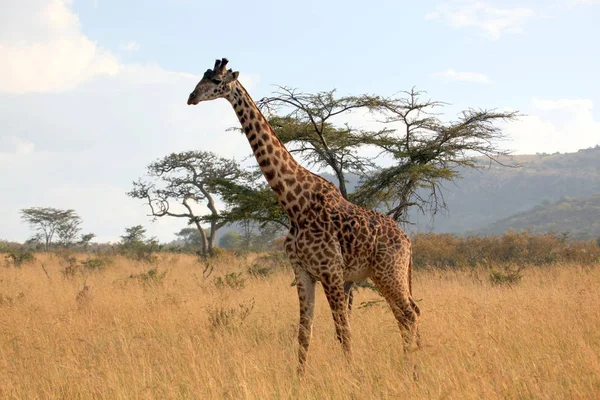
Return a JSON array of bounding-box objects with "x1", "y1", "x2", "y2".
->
[{"x1": 187, "y1": 92, "x2": 196, "y2": 105}]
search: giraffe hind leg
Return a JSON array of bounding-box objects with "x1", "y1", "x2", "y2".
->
[
  {"x1": 371, "y1": 272, "x2": 419, "y2": 353},
  {"x1": 322, "y1": 273, "x2": 352, "y2": 358}
]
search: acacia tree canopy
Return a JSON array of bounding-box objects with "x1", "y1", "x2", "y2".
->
[
  {"x1": 20, "y1": 207, "x2": 82, "y2": 250},
  {"x1": 127, "y1": 151, "x2": 247, "y2": 256},
  {"x1": 258, "y1": 86, "x2": 518, "y2": 223}
]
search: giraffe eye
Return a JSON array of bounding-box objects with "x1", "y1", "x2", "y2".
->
[{"x1": 211, "y1": 78, "x2": 222, "y2": 84}]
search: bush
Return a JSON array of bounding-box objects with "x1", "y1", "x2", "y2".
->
[
  {"x1": 129, "y1": 268, "x2": 167, "y2": 286},
  {"x1": 80, "y1": 257, "x2": 113, "y2": 271},
  {"x1": 489, "y1": 264, "x2": 524, "y2": 287},
  {"x1": 412, "y1": 231, "x2": 600, "y2": 269},
  {"x1": 214, "y1": 272, "x2": 246, "y2": 290},
  {"x1": 4, "y1": 249, "x2": 36, "y2": 267},
  {"x1": 207, "y1": 299, "x2": 255, "y2": 331}
]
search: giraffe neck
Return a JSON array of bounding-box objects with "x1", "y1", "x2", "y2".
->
[{"x1": 226, "y1": 82, "x2": 311, "y2": 218}]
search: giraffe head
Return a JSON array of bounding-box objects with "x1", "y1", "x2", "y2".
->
[{"x1": 187, "y1": 58, "x2": 239, "y2": 105}]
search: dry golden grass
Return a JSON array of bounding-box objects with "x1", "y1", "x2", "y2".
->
[{"x1": 1, "y1": 252, "x2": 599, "y2": 399}]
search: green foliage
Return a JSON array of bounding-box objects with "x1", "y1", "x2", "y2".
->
[
  {"x1": 80, "y1": 257, "x2": 112, "y2": 271},
  {"x1": 214, "y1": 272, "x2": 246, "y2": 290},
  {"x1": 207, "y1": 299, "x2": 255, "y2": 331},
  {"x1": 128, "y1": 151, "x2": 248, "y2": 257},
  {"x1": 129, "y1": 268, "x2": 167, "y2": 286},
  {"x1": 20, "y1": 207, "x2": 82, "y2": 250},
  {"x1": 212, "y1": 171, "x2": 289, "y2": 232},
  {"x1": 489, "y1": 265, "x2": 524, "y2": 287},
  {"x1": 119, "y1": 225, "x2": 159, "y2": 263},
  {"x1": 4, "y1": 249, "x2": 36, "y2": 267},
  {"x1": 246, "y1": 263, "x2": 273, "y2": 278},
  {"x1": 219, "y1": 231, "x2": 242, "y2": 249}
]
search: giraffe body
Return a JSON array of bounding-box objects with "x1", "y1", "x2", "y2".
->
[{"x1": 188, "y1": 58, "x2": 420, "y2": 372}]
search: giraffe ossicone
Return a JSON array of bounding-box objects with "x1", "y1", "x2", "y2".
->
[{"x1": 187, "y1": 58, "x2": 421, "y2": 372}]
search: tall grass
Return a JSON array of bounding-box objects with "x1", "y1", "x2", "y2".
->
[{"x1": 0, "y1": 252, "x2": 599, "y2": 399}]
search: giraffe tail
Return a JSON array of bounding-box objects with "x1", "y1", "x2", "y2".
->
[{"x1": 408, "y1": 255, "x2": 421, "y2": 316}]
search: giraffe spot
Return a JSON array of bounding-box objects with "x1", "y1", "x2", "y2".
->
[
  {"x1": 259, "y1": 159, "x2": 271, "y2": 167},
  {"x1": 250, "y1": 110, "x2": 256, "y2": 119},
  {"x1": 298, "y1": 196, "x2": 306, "y2": 207},
  {"x1": 286, "y1": 192, "x2": 295, "y2": 203},
  {"x1": 244, "y1": 100, "x2": 249, "y2": 108},
  {"x1": 284, "y1": 177, "x2": 295, "y2": 186},
  {"x1": 251, "y1": 143, "x2": 259, "y2": 151},
  {"x1": 294, "y1": 185, "x2": 302, "y2": 196},
  {"x1": 292, "y1": 204, "x2": 300, "y2": 214},
  {"x1": 261, "y1": 133, "x2": 269, "y2": 141},
  {"x1": 274, "y1": 150, "x2": 281, "y2": 158},
  {"x1": 248, "y1": 133, "x2": 257, "y2": 141},
  {"x1": 241, "y1": 117, "x2": 246, "y2": 124},
  {"x1": 273, "y1": 182, "x2": 284, "y2": 194},
  {"x1": 266, "y1": 144, "x2": 273, "y2": 153},
  {"x1": 272, "y1": 158, "x2": 279, "y2": 166},
  {"x1": 255, "y1": 122, "x2": 261, "y2": 132},
  {"x1": 237, "y1": 110, "x2": 243, "y2": 116},
  {"x1": 244, "y1": 126, "x2": 251, "y2": 134}
]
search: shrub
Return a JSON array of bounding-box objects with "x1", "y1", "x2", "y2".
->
[
  {"x1": 247, "y1": 263, "x2": 273, "y2": 278},
  {"x1": 129, "y1": 268, "x2": 167, "y2": 286},
  {"x1": 207, "y1": 299, "x2": 255, "y2": 331},
  {"x1": 214, "y1": 272, "x2": 246, "y2": 290},
  {"x1": 489, "y1": 264, "x2": 524, "y2": 287},
  {"x1": 80, "y1": 257, "x2": 113, "y2": 271},
  {"x1": 4, "y1": 249, "x2": 36, "y2": 267}
]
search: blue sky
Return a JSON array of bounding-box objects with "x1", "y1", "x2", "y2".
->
[{"x1": 1, "y1": 0, "x2": 599, "y2": 243}]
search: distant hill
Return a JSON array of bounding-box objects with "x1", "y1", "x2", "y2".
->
[
  {"x1": 323, "y1": 146, "x2": 600, "y2": 235},
  {"x1": 475, "y1": 193, "x2": 600, "y2": 240}
]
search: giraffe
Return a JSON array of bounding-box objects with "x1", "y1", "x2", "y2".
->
[{"x1": 187, "y1": 58, "x2": 420, "y2": 372}]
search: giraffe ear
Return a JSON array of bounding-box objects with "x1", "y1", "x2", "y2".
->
[{"x1": 231, "y1": 71, "x2": 239, "y2": 80}]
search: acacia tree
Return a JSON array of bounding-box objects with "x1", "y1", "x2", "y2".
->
[
  {"x1": 211, "y1": 168, "x2": 289, "y2": 231},
  {"x1": 258, "y1": 87, "x2": 385, "y2": 199},
  {"x1": 128, "y1": 151, "x2": 246, "y2": 257},
  {"x1": 259, "y1": 86, "x2": 518, "y2": 223},
  {"x1": 20, "y1": 207, "x2": 82, "y2": 250},
  {"x1": 352, "y1": 89, "x2": 518, "y2": 222}
]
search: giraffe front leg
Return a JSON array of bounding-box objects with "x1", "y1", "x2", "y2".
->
[
  {"x1": 322, "y1": 271, "x2": 352, "y2": 359},
  {"x1": 294, "y1": 268, "x2": 316, "y2": 374}
]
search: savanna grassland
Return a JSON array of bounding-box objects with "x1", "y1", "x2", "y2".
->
[{"x1": 1, "y1": 252, "x2": 599, "y2": 399}]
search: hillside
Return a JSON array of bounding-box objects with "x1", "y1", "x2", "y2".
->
[
  {"x1": 475, "y1": 193, "x2": 600, "y2": 240},
  {"x1": 407, "y1": 146, "x2": 600, "y2": 233},
  {"x1": 323, "y1": 146, "x2": 600, "y2": 235}
]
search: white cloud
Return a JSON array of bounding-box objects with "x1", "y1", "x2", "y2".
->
[
  {"x1": 119, "y1": 40, "x2": 140, "y2": 52},
  {"x1": 0, "y1": 0, "x2": 261, "y2": 243},
  {"x1": 432, "y1": 68, "x2": 490, "y2": 83},
  {"x1": 425, "y1": 1, "x2": 536, "y2": 40},
  {"x1": 504, "y1": 98, "x2": 600, "y2": 154},
  {"x1": 0, "y1": 0, "x2": 120, "y2": 94}
]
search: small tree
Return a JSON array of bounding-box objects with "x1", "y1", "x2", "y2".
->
[
  {"x1": 79, "y1": 233, "x2": 96, "y2": 249},
  {"x1": 128, "y1": 151, "x2": 247, "y2": 257},
  {"x1": 121, "y1": 225, "x2": 147, "y2": 244},
  {"x1": 175, "y1": 227, "x2": 206, "y2": 247},
  {"x1": 20, "y1": 207, "x2": 82, "y2": 251},
  {"x1": 119, "y1": 225, "x2": 158, "y2": 262},
  {"x1": 219, "y1": 231, "x2": 242, "y2": 249}
]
